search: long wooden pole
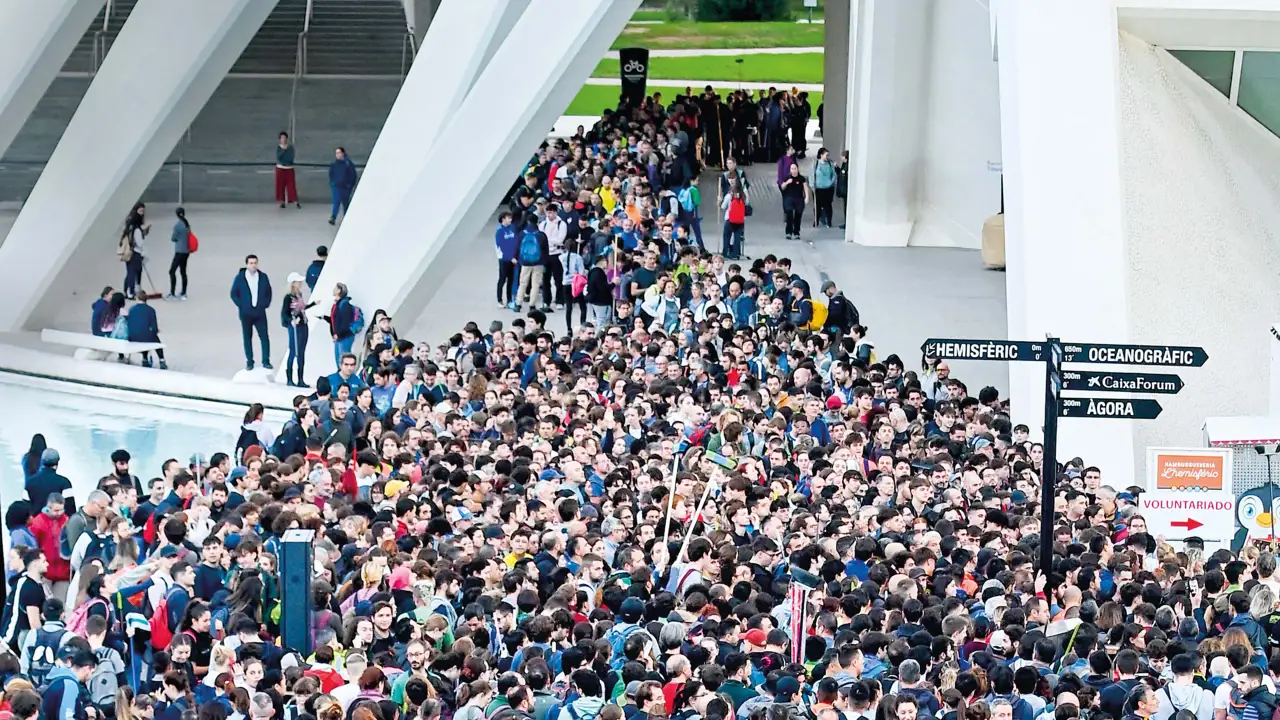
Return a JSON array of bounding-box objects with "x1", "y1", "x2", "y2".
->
[
  {"x1": 677, "y1": 477, "x2": 719, "y2": 564},
  {"x1": 661, "y1": 454, "x2": 680, "y2": 549}
]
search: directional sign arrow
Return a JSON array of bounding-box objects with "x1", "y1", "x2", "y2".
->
[
  {"x1": 1059, "y1": 397, "x2": 1163, "y2": 419},
  {"x1": 1060, "y1": 370, "x2": 1184, "y2": 394},
  {"x1": 1061, "y1": 342, "x2": 1208, "y2": 367},
  {"x1": 1170, "y1": 518, "x2": 1204, "y2": 531},
  {"x1": 921, "y1": 338, "x2": 1046, "y2": 363}
]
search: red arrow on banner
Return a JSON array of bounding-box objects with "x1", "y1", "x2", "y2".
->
[{"x1": 1171, "y1": 518, "x2": 1204, "y2": 531}]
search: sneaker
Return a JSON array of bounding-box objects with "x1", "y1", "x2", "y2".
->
[
  {"x1": 555, "y1": 303, "x2": 565, "y2": 310},
  {"x1": 512, "y1": 304, "x2": 522, "y2": 312},
  {"x1": 328, "y1": 217, "x2": 336, "y2": 225},
  {"x1": 142, "y1": 358, "x2": 152, "y2": 368},
  {"x1": 498, "y1": 301, "x2": 506, "y2": 309},
  {"x1": 159, "y1": 360, "x2": 168, "y2": 370},
  {"x1": 263, "y1": 361, "x2": 274, "y2": 370},
  {"x1": 164, "y1": 293, "x2": 177, "y2": 300},
  {"x1": 295, "y1": 202, "x2": 303, "y2": 209},
  {"x1": 279, "y1": 202, "x2": 286, "y2": 209},
  {"x1": 246, "y1": 361, "x2": 255, "y2": 371},
  {"x1": 178, "y1": 294, "x2": 187, "y2": 300}
]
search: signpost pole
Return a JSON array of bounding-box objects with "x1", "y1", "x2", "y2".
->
[{"x1": 1040, "y1": 336, "x2": 1062, "y2": 574}]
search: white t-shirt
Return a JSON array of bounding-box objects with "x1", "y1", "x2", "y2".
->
[{"x1": 332, "y1": 681, "x2": 362, "y2": 711}]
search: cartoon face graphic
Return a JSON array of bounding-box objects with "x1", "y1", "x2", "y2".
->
[{"x1": 1234, "y1": 487, "x2": 1280, "y2": 550}]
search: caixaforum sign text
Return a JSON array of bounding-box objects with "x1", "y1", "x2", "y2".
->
[{"x1": 1145, "y1": 447, "x2": 1231, "y2": 491}]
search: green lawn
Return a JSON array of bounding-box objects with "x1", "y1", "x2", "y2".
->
[
  {"x1": 611, "y1": 21, "x2": 824, "y2": 50},
  {"x1": 565, "y1": 83, "x2": 824, "y2": 116},
  {"x1": 595, "y1": 53, "x2": 823, "y2": 85},
  {"x1": 631, "y1": 8, "x2": 667, "y2": 21}
]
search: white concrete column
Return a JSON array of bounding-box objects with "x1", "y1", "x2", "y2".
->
[
  {"x1": 294, "y1": 0, "x2": 529, "y2": 380},
  {"x1": 995, "y1": 0, "x2": 1135, "y2": 482},
  {"x1": 313, "y1": 0, "x2": 639, "y2": 365},
  {"x1": 0, "y1": 0, "x2": 278, "y2": 332},
  {"x1": 822, "y1": 0, "x2": 851, "y2": 158},
  {"x1": 846, "y1": 0, "x2": 930, "y2": 247},
  {"x1": 0, "y1": 0, "x2": 104, "y2": 162}
]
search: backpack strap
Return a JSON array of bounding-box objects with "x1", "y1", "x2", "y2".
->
[{"x1": 675, "y1": 567, "x2": 698, "y2": 595}]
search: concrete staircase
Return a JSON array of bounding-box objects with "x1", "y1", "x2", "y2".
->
[
  {"x1": 231, "y1": 0, "x2": 309, "y2": 75},
  {"x1": 0, "y1": 77, "x2": 403, "y2": 203},
  {"x1": 61, "y1": 0, "x2": 138, "y2": 74},
  {"x1": 305, "y1": 0, "x2": 411, "y2": 76}
]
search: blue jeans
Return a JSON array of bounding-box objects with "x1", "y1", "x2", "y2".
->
[
  {"x1": 333, "y1": 334, "x2": 355, "y2": 369},
  {"x1": 239, "y1": 313, "x2": 270, "y2": 365},
  {"x1": 681, "y1": 216, "x2": 704, "y2": 248},
  {"x1": 722, "y1": 221, "x2": 744, "y2": 259},
  {"x1": 330, "y1": 185, "x2": 352, "y2": 220},
  {"x1": 286, "y1": 322, "x2": 308, "y2": 384}
]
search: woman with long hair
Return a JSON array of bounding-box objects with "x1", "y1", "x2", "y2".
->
[
  {"x1": 281, "y1": 271, "x2": 315, "y2": 388},
  {"x1": 168, "y1": 206, "x2": 193, "y2": 299},
  {"x1": 20, "y1": 434, "x2": 45, "y2": 482},
  {"x1": 227, "y1": 573, "x2": 266, "y2": 626},
  {"x1": 156, "y1": 669, "x2": 194, "y2": 720},
  {"x1": 121, "y1": 202, "x2": 148, "y2": 300},
  {"x1": 236, "y1": 403, "x2": 276, "y2": 460},
  {"x1": 454, "y1": 680, "x2": 495, "y2": 720}
]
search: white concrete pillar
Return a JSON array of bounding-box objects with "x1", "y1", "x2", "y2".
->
[
  {"x1": 995, "y1": 0, "x2": 1135, "y2": 482},
  {"x1": 846, "y1": 0, "x2": 930, "y2": 247},
  {"x1": 0, "y1": 0, "x2": 278, "y2": 332},
  {"x1": 294, "y1": 0, "x2": 529, "y2": 380},
  {"x1": 0, "y1": 0, "x2": 104, "y2": 162},
  {"x1": 309, "y1": 0, "x2": 638, "y2": 372},
  {"x1": 822, "y1": 0, "x2": 851, "y2": 158}
]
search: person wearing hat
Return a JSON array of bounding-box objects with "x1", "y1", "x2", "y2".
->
[
  {"x1": 25, "y1": 448, "x2": 74, "y2": 515},
  {"x1": 281, "y1": 269, "x2": 315, "y2": 387}
]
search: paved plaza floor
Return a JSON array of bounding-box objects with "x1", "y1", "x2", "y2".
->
[{"x1": 0, "y1": 157, "x2": 1008, "y2": 394}]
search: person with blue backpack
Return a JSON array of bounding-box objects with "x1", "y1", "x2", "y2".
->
[
  {"x1": 323, "y1": 282, "x2": 364, "y2": 370},
  {"x1": 676, "y1": 179, "x2": 703, "y2": 249},
  {"x1": 514, "y1": 221, "x2": 550, "y2": 313}
]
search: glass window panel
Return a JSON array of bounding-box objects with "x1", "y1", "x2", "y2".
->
[
  {"x1": 1169, "y1": 49, "x2": 1234, "y2": 97},
  {"x1": 1239, "y1": 52, "x2": 1280, "y2": 136}
]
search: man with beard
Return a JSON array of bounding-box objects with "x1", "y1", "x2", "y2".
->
[{"x1": 390, "y1": 639, "x2": 430, "y2": 707}]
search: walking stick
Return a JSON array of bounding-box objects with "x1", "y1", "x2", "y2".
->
[
  {"x1": 677, "y1": 475, "x2": 720, "y2": 564},
  {"x1": 715, "y1": 101, "x2": 726, "y2": 170},
  {"x1": 661, "y1": 454, "x2": 680, "y2": 549}
]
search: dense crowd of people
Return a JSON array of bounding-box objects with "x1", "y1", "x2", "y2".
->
[{"x1": 15, "y1": 86, "x2": 1275, "y2": 720}]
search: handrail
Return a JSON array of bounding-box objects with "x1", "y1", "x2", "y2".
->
[
  {"x1": 0, "y1": 160, "x2": 367, "y2": 170},
  {"x1": 103, "y1": 0, "x2": 112, "y2": 32},
  {"x1": 400, "y1": 31, "x2": 417, "y2": 80},
  {"x1": 91, "y1": 30, "x2": 104, "y2": 74},
  {"x1": 289, "y1": 31, "x2": 307, "y2": 139}
]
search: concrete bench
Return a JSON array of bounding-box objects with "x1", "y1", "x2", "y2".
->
[{"x1": 41, "y1": 329, "x2": 165, "y2": 363}]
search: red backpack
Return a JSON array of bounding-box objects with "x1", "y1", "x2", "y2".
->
[
  {"x1": 728, "y1": 197, "x2": 746, "y2": 224},
  {"x1": 149, "y1": 587, "x2": 180, "y2": 650}
]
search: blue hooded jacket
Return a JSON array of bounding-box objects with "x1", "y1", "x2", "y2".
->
[
  {"x1": 328, "y1": 157, "x2": 357, "y2": 189},
  {"x1": 495, "y1": 223, "x2": 519, "y2": 262}
]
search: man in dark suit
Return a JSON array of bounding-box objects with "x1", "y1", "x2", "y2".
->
[{"x1": 229, "y1": 254, "x2": 273, "y2": 370}]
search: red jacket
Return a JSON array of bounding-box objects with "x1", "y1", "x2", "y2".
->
[{"x1": 28, "y1": 511, "x2": 69, "y2": 582}]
